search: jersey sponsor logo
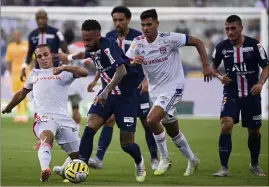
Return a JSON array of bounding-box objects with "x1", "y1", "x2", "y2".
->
[
  {"x1": 124, "y1": 117, "x2": 134, "y2": 123},
  {"x1": 242, "y1": 47, "x2": 253, "y2": 52},
  {"x1": 143, "y1": 57, "x2": 168, "y2": 65},
  {"x1": 104, "y1": 48, "x2": 115, "y2": 64},
  {"x1": 34, "y1": 75, "x2": 61, "y2": 83},
  {"x1": 257, "y1": 43, "x2": 266, "y2": 60},
  {"x1": 159, "y1": 32, "x2": 170, "y2": 37},
  {"x1": 159, "y1": 47, "x2": 167, "y2": 54},
  {"x1": 232, "y1": 63, "x2": 255, "y2": 75}
]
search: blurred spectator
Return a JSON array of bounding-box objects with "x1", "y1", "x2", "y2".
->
[
  {"x1": 2, "y1": 0, "x2": 99, "y2": 6},
  {"x1": 174, "y1": 21, "x2": 189, "y2": 34},
  {"x1": 1, "y1": 29, "x2": 7, "y2": 75},
  {"x1": 193, "y1": 0, "x2": 206, "y2": 7}
]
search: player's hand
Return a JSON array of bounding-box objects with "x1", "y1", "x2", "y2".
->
[
  {"x1": 250, "y1": 83, "x2": 263, "y2": 96},
  {"x1": 220, "y1": 75, "x2": 233, "y2": 85},
  {"x1": 87, "y1": 80, "x2": 97, "y2": 92},
  {"x1": 83, "y1": 58, "x2": 93, "y2": 65},
  {"x1": 202, "y1": 64, "x2": 214, "y2": 82},
  {"x1": 20, "y1": 68, "x2": 26, "y2": 82},
  {"x1": 138, "y1": 79, "x2": 148, "y2": 95},
  {"x1": 94, "y1": 91, "x2": 108, "y2": 106},
  {"x1": 52, "y1": 66, "x2": 64, "y2": 75},
  {"x1": 131, "y1": 56, "x2": 144, "y2": 65},
  {"x1": 2, "y1": 107, "x2": 12, "y2": 114},
  {"x1": 53, "y1": 53, "x2": 69, "y2": 63}
]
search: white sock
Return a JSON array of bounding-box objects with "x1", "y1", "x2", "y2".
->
[
  {"x1": 61, "y1": 157, "x2": 72, "y2": 170},
  {"x1": 153, "y1": 131, "x2": 168, "y2": 159},
  {"x1": 172, "y1": 132, "x2": 195, "y2": 162},
  {"x1": 38, "y1": 143, "x2": 51, "y2": 171}
]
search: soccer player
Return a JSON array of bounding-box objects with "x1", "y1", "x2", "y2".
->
[
  {"x1": 5, "y1": 30, "x2": 29, "y2": 122},
  {"x1": 20, "y1": 9, "x2": 69, "y2": 81},
  {"x1": 2, "y1": 44, "x2": 88, "y2": 182},
  {"x1": 87, "y1": 6, "x2": 158, "y2": 170},
  {"x1": 126, "y1": 9, "x2": 213, "y2": 176},
  {"x1": 212, "y1": 15, "x2": 268, "y2": 177},
  {"x1": 56, "y1": 19, "x2": 147, "y2": 182}
]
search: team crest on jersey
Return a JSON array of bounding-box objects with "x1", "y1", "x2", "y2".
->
[
  {"x1": 159, "y1": 32, "x2": 170, "y2": 37},
  {"x1": 138, "y1": 44, "x2": 143, "y2": 48},
  {"x1": 159, "y1": 47, "x2": 167, "y2": 54}
]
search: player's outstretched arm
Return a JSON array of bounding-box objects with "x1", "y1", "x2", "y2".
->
[
  {"x1": 53, "y1": 65, "x2": 88, "y2": 78},
  {"x1": 95, "y1": 64, "x2": 127, "y2": 105},
  {"x1": 187, "y1": 36, "x2": 213, "y2": 82},
  {"x1": 2, "y1": 88, "x2": 31, "y2": 114},
  {"x1": 54, "y1": 52, "x2": 85, "y2": 63}
]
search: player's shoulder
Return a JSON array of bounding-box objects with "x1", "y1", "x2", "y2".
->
[
  {"x1": 129, "y1": 28, "x2": 142, "y2": 37},
  {"x1": 29, "y1": 28, "x2": 39, "y2": 36},
  {"x1": 244, "y1": 36, "x2": 260, "y2": 45},
  {"x1": 106, "y1": 30, "x2": 117, "y2": 38},
  {"x1": 215, "y1": 39, "x2": 230, "y2": 50},
  {"x1": 133, "y1": 35, "x2": 145, "y2": 43},
  {"x1": 47, "y1": 25, "x2": 59, "y2": 34}
]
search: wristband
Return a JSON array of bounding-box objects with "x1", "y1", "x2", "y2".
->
[
  {"x1": 67, "y1": 54, "x2": 74, "y2": 61},
  {"x1": 21, "y1": 62, "x2": 27, "y2": 69}
]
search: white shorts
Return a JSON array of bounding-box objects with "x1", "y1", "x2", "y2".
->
[
  {"x1": 151, "y1": 88, "x2": 183, "y2": 121},
  {"x1": 33, "y1": 113, "x2": 80, "y2": 145}
]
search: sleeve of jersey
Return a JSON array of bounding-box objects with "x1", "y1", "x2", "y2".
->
[
  {"x1": 170, "y1": 32, "x2": 188, "y2": 48},
  {"x1": 23, "y1": 71, "x2": 34, "y2": 90},
  {"x1": 256, "y1": 43, "x2": 269, "y2": 68},
  {"x1": 125, "y1": 40, "x2": 138, "y2": 60},
  {"x1": 109, "y1": 42, "x2": 129, "y2": 67},
  {"x1": 62, "y1": 71, "x2": 76, "y2": 85},
  {"x1": 56, "y1": 31, "x2": 65, "y2": 43},
  {"x1": 212, "y1": 44, "x2": 222, "y2": 67}
]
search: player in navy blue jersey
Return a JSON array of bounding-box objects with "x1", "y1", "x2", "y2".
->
[
  {"x1": 20, "y1": 9, "x2": 69, "y2": 82},
  {"x1": 212, "y1": 15, "x2": 268, "y2": 177},
  {"x1": 56, "y1": 19, "x2": 147, "y2": 182},
  {"x1": 87, "y1": 6, "x2": 158, "y2": 170}
]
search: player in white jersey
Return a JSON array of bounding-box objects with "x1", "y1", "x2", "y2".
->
[
  {"x1": 2, "y1": 44, "x2": 89, "y2": 182},
  {"x1": 126, "y1": 9, "x2": 214, "y2": 176}
]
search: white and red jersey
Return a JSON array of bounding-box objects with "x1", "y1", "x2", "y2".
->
[
  {"x1": 126, "y1": 32, "x2": 187, "y2": 97},
  {"x1": 24, "y1": 68, "x2": 76, "y2": 117}
]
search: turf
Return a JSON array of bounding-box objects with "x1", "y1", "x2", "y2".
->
[{"x1": 1, "y1": 118, "x2": 268, "y2": 186}]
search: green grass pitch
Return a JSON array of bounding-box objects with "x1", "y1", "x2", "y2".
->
[{"x1": 1, "y1": 118, "x2": 268, "y2": 186}]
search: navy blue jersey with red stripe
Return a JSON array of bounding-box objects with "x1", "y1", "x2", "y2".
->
[
  {"x1": 106, "y1": 28, "x2": 144, "y2": 77},
  {"x1": 212, "y1": 36, "x2": 268, "y2": 97},
  {"x1": 85, "y1": 37, "x2": 143, "y2": 96},
  {"x1": 28, "y1": 25, "x2": 65, "y2": 68}
]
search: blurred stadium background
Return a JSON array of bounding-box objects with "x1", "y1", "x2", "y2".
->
[
  {"x1": 1, "y1": 1, "x2": 268, "y2": 186},
  {"x1": 1, "y1": 0, "x2": 268, "y2": 119}
]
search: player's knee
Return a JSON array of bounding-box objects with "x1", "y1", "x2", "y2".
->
[
  {"x1": 146, "y1": 116, "x2": 159, "y2": 127},
  {"x1": 40, "y1": 130, "x2": 54, "y2": 145},
  {"x1": 120, "y1": 130, "x2": 134, "y2": 147},
  {"x1": 105, "y1": 117, "x2": 115, "y2": 127},
  {"x1": 248, "y1": 128, "x2": 260, "y2": 136},
  {"x1": 220, "y1": 117, "x2": 234, "y2": 133}
]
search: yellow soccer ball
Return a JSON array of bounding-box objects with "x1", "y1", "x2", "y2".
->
[{"x1": 64, "y1": 159, "x2": 89, "y2": 183}]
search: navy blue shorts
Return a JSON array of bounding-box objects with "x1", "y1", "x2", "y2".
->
[
  {"x1": 136, "y1": 90, "x2": 150, "y2": 119},
  {"x1": 220, "y1": 95, "x2": 262, "y2": 128},
  {"x1": 88, "y1": 92, "x2": 138, "y2": 132}
]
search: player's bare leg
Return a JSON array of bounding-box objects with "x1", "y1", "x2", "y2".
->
[
  {"x1": 163, "y1": 120, "x2": 200, "y2": 176},
  {"x1": 72, "y1": 108, "x2": 81, "y2": 125},
  {"x1": 140, "y1": 116, "x2": 159, "y2": 170},
  {"x1": 120, "y1": 130, "x2": 146, "y2": 182},
  {"x1": 147, "y1": 106, "x2": 171, "y2": 175},
  {"x1": 213, "y1": 116, "x2": 233, "y2": 177},
  {"x1": 38, "y1": 130, "x2": 54, "y2": 182},
  {"x1": 248, "y1": 128, "x2": 265, "y2": 176},
  {"x1": 88, "y1": 115, "x2": 115, "y2": 169}
]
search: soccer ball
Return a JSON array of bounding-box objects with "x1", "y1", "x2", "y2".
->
[{"x1": 64, "y1": 159, "x2": 89, "y2": 183}]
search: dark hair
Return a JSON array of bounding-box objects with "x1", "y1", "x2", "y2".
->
[
  {"x1": 140, "y1": 9, "x2": 158, "y2": 20},
  {"x1": 226, "y1": 15, "x2": 242, "y2": 25},
  {"x1": 111, "y1": 6, "x2": 132, "y2": 19},
  {"x1": 81, "y1": 19, "x2": 101, "y2": 32},
  {"x1": 34, "y1": 44, "x2": 51, "y2": 56},
  {"x1": 64, "y1": 29, "x2": 75, "y2": 44},
  {"x1": 35, "y1": 9, "x2": 48, "y2": 18}
]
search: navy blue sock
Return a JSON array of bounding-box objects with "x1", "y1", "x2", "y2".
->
[
  {"x1": 219, "y1": 133, "x2": 232, "y2": 169},
  {"x1": 96, "y1": 126, "x2": 113, "y2": 160},
  {"x1": 144, "y1": 125, "x2": 158, "y2": 159},
  {"x1": 79, "y1": 127, "x2": 96, "y2": 163},
  {"x1": 122, "y1": 143, "x2": 142, "y2": 164},
  {"x1": 248, "y1": 134, "x2": 261, "y2": 166}
]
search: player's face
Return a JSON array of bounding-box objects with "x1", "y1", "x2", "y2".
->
[
  {"x1": 112, "y1": 13, "x2": 130, "y2": 34},
  {"x1": 36, "y1": 12, "x2": 48, "y2": 30},
  {"x1": 82, "y1": 30, "x2": 101, "y2": 52},
  {"x1": 35, "y1": 47, "x2": 53, "y2": 69},
  {"x1": 141, "y1": 18, "x2": 159, "y2": 38},
  {"x1": 225, "y1": 21, "x2": 243, "y2": 42}
]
